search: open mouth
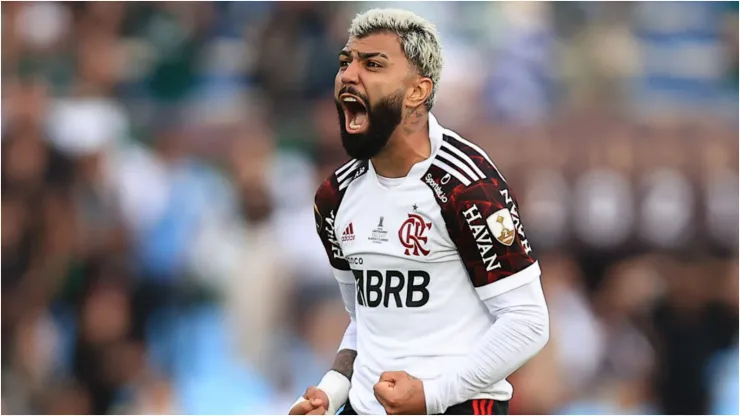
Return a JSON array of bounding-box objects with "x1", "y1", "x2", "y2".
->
[{"x1": 340, "y1": 94, "x2": 369, "y2": 134}]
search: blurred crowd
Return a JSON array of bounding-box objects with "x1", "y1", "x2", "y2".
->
[{"x1": 1, "y1": 2, "x2": 738, "y2": 415}]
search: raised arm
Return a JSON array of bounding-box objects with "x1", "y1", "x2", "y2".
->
[
  {"x1": 423, "y1": 167, "x2": 550, "y2": 414},
  {"x1": 289, "y1": 179, "x2": 358, "y2": 415}
]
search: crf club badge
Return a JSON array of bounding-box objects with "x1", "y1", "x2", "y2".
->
[
  {"x1": 314, "y1": 204, "x2": 322, "y2": 233},
  {"x1": 398, "y1": 213, "x2": 432, "y2": 256}
]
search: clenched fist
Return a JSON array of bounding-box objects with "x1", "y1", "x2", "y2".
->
[
  {"x1": 373, "y1": 371, "x2": 427, "y2": 415},
  {"x1": 289, "y1": 386, "x2": 330, "y2": 415}
]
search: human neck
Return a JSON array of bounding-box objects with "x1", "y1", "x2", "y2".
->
[{"x1": 371, "y1": 112, "x2": 431, "y2": 178}]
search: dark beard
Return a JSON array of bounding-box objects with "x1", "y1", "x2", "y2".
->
[{"x1": 335, "y1": 90, "x2": 404, "y2": 160}]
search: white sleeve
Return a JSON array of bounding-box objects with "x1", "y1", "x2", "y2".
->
[
  {"x1": 424, "y1": 275, "x2": 549, "y2": 414},
  {"x1": 335, "y1": 269, "x2": 357, "y2": 351}
]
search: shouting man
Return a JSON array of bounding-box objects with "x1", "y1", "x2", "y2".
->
[{"x1": 290, "y1": 8, "x2": 549, "y2": 416}]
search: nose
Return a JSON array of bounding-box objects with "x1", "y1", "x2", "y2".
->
[{"x1": 340, "y1": 60, "x2": 361, "y2": 86}]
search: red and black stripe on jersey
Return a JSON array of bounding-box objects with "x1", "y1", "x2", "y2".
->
[
  {"x1": 314, "y1": 159, "x2": 370, "y2": 271},
  {"x1": 422, "y1": 133, "x2": 537, "y2": 288}
]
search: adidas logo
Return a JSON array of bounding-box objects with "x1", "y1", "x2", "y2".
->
[{"x1": 341, "y1": 222, "x2": 355, "y2": 242}]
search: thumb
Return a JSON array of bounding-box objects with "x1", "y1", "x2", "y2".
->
[
  {"x1": 379, "y1": 371, "x2": 401, "y2": 383},
  {"x1": 310, "y1": 397, "x2": 323, "y2": 407}
]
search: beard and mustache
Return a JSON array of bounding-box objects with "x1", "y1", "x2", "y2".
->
[{"x1": 335, "y1": 86, "x2": 404, "y2": 160}]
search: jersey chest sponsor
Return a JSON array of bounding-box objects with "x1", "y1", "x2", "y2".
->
[
  {"x1": 424, "y1": 173, "x2": 449, "y2": 203},
  {"x1": 352, "y1": 268, "x2": 430, "y2": 308}
]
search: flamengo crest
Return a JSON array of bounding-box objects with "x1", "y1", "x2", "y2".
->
[{"x1": 398, "y1": 213, "x2": 432, "y2": 256}]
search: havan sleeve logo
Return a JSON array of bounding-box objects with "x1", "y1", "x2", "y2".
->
[{"x1": 462, "y1": 204, "x2": 502, "y2": 272}]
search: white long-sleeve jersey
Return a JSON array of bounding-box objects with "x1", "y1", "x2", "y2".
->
[{"x1": 313, "y1": 114, "x2": 549, "y2": 415}]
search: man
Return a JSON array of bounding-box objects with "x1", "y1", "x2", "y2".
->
[{"x1": 290, "y1": 8, "x2": 549, "y2": 416}]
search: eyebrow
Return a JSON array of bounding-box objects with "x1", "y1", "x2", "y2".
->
[
  {"x1": 339, "y1": 50, "x2": 389, "y2": 60},
  {"x1": 359, "y1": 51, "x2": 389, "y2": 60}
]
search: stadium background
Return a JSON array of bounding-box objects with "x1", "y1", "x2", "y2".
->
[{"x1": 1, "y1": 1, "x2": 738, "y2": 414}]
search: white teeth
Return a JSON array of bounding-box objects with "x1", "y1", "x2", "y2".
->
[{"x1": 343, "y1": 97, "x2": 357, "y2": 102}]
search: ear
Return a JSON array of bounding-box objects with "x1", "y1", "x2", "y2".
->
[{"x1": 406, "y1": 76, "x2": 433, "y2": 109}]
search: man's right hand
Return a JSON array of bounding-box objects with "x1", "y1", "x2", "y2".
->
[{"x1": 289, "y1": 386, "x2": 331, "y2": 415}]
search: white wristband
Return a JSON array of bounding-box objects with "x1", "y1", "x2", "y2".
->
[
  {"x1": 317, "y1": 370, "x2": 351, "y2": 415},
  {"x1": 289, "y1": 371, "x2": 351, "y2": 415}
]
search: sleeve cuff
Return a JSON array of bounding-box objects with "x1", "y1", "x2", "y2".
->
[
  {"x1": 423, "y1": 374, "x2": 458, "y2": 415},
  {"x1": 332, "y1": 267, "x2": 356, "y2": 284},
  {"x1": 475, "y1": 261, "x2": 541, "y2": 300}
]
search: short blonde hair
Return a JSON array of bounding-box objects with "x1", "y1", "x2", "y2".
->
[{"x1": 349, "y1": 8, "x2": 443, "y2": 110}]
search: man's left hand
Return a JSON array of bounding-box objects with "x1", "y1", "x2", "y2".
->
[{"x1": 373, "y1": 371, "x2": 427, "y2": 415}]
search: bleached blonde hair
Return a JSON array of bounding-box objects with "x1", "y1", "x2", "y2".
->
[{"x1": 349, "y1": 8, "x2": 443, "y2": 110}]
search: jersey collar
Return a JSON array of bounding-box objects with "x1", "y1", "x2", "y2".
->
[
  {"x1": 369, "y1": 112, "x2": 444, "y2": 188},
  {"x1": 405, "y1": 112, "x2": 444, "y2": 179},
  {"x1": 428, "y1": 112, "x2": 444, "y2": 154}
]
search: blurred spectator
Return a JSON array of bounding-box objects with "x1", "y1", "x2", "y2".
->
[{"x1": 648, "y1": 256, "x2": 738, "y2": 415}]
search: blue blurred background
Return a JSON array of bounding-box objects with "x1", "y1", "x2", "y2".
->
[{"x1": 1, "y1": 2, "x2": 738, "y2": 414}]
